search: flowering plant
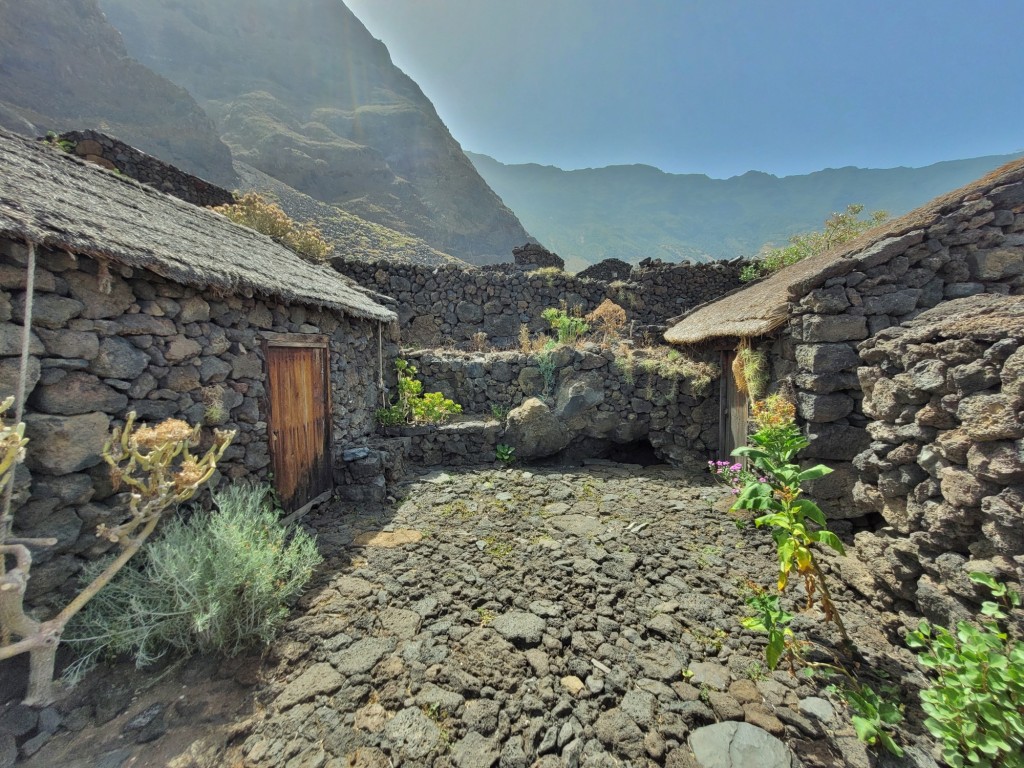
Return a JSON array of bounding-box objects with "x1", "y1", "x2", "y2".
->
[{"x1": 729, "y1": 395, "x2": 849, "y2": 640}]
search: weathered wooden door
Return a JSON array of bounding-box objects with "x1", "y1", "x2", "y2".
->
[
  {"x1": 719, "y1": 350, "x2": 749, "y2": 461},
  {"x1": 265, "y1": 335, "x2": 333, "y2": 512}
]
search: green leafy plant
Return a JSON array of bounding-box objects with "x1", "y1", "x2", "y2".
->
[
  {"x1": 726, "y1": 396, "x2": 906, "y2": 755},
  {"x1": 541, "y1": 307, "x2": 589, "y2": 345},
  {"x1": 496, "y1": 444, "x2": 516, "y2": 464},
  {"x1": 843, "y1": 683, "x2": 905, "y2": 758},
  {"x1": 65, "y1": 483, "x2": 321, "y2": 676},
  {"x1": 491, "y1": 404, "x2": 510, "y2": 423},
  {"x1": 907, "y1": 573, "x2": 1023, "y2": 768},
  {"x1": 375, "y1": 405, "x2": 405, "y2": 426},
  {"x1": 376, "y1": 359, "x2": 462, "y2": 426},
  {"x1": 538, "y1": 349, "x2": 558, "y2": 397},
  {"x1": 730, "y1": 395, "x2": 849, "y2": 642},
  {"x1": 741, "y1": 589, "x2": 796, "y2": 672}
]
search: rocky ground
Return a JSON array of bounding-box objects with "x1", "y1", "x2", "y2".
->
[{"x1": 10, "y1": 462, "x2": 942, "y2": 768}]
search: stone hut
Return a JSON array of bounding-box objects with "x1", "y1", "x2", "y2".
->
[
  {"x1": 664, "y1": 158, "x2": 1024, "y2": 518},
  {"x1": 0, "y1": 128, "x2": 396, "y2": 608},
  {"x1": 851, "y1": 294, "x2": 1024, "y2": 625}
]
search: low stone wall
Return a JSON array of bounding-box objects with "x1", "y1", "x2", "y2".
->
[
  {"x1": 383, "y1": 419, "x2": 502, "y2": 468},
  {"x1": 1, "y1": 238, "x2": 390, "y2": 609},
  {"x1": 334, "y1": 258, "x2": 747, "y2": 348},
  {"x1": 56, "y1": 130, "x2": 234, "y2": 208},
  {"x1": 774, "y1": 181, "x2": 1024, "y2": 511},
  {"x1": 404, "y1": 344, "x2": 720, "y2": 467},
  {"x1": 850, "y1": 295, "x2": 1024, "y2": 626}
]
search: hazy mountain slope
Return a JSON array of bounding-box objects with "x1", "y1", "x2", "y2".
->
[
  {"x1": 0, "y1": 0, "x2": 235, "y2": 185},
  {"x1": 99, "y1": 0, "x2": 532, "y2": 264},
  {"x1": 468, "y1": 152, "x2": 1024, "y2": 271}
]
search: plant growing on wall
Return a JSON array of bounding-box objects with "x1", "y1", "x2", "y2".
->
[
  {"x1": 376, "y1": 359, "x2": 462, "y2": 426},
  {"x1": 0, "y1": 404, "x2": 234, "y2": 705},
  {"x1": 586, "y1": 299, "x2": 627, "y2": 344},
  {"x1": 733, "y1": 339, "x2": 769, "y2": 399},
  {"x1": 541, "y1": 307, "x2": 589, "y2": 345}
]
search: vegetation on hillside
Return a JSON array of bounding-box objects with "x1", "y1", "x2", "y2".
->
[
  {"x1": 212, "y1": 192, "x2": 333, "y2": 263},
  {"x1": 740, "y1": 204, "x2": 889, "y2": 281}
]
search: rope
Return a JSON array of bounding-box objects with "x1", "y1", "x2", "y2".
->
[
  {"x1": 1, "y1": 241, "x2": 36, "y2": 558},
  {"x1": 378, "y1": 323, "x2": 386, "y2": 407}
]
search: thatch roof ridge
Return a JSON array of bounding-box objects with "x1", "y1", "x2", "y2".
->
[
  {"x1": 0, "y1": 128, "x2": 395, "y2": 322},
  {"x1": 665, "y1": 157, "x2": 1024, "y2": 346}
]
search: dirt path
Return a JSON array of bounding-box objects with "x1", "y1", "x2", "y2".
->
[{"x1": 15, "y1": 463, "x2": 937, "y2": 767}]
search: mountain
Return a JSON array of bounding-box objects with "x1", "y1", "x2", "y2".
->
[
  {"x1": 97, "y1": 0, "x2": 532, "y2": 264},
  {"x1": 0, "y1": 0, "x2": 236, "y2": 185},
  {"x1": 467, "y1": 152, "x2": 1024, "y2": 272}
]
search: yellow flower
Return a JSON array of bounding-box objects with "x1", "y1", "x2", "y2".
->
[
  {"x1": 751, "y1": 395, "x2": 796, "y2": 430},
  {"x1": 133, "y1": 419, "x2": 196, "y2": 450}
]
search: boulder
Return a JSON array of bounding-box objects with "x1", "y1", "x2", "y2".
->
[{"x1": 504, "y1": 397, "x2": 568, "y2": 459}]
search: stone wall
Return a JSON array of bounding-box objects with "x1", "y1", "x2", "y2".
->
[
  {"x1": 55, "y1": 130, "x2": 234, "y2": 208},
  {"x1": 774, "y1": 183, "x2": 1024, "y2": 513},
  {"x1": 849, "y1": 295, "x2": 1024, "y2": 627},
  {"x1": 333, "y1": 257, "x2": 747, "y2": 348},
  {"x1": 0, "y1": 237, "x2": 390, "y2": 609},
  {"x1": 401, "y1": 344, "x2": 720, "y2": 467}
]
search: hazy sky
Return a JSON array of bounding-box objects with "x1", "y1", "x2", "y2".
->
[{"x1": 345, "y1": 0, "x2": 1024, "y2": 179}]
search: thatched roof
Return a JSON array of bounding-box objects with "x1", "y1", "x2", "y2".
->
[
  {"x1": 0, "y1": 128, "x2": 395, "y2": 322},
  {"x1": 665, "y1": 157, "x2": 1024, "y2": 346}
]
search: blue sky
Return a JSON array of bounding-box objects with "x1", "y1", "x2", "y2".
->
[{"x1": 345, "y1": 0, "x2": 1024, "y2": 179}]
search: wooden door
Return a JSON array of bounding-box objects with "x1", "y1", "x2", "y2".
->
[
  {"x1": 265, "y1": 336, "x2": 333, "y2": 512},
  {"x1": 719, "y1": 350, "x2": 749, "y2": 461}
]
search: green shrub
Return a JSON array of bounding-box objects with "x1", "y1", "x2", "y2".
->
[
  {"x1": 541, "y1": 307, "x2": 589, "y2": 345},
  {"x1": 741, "y1": 204, "x2": 889, "y2": 282},
  {"x1": 65, "y1": 483, "x2": 321, "y2": 675},
  {"x1": 907, "y1": 574, "x2": 1023, "y2": 768},
  {"x1": 376, "y1": 359, "x2": 462, "y2": 426},
  {"x1": 496, "y1": 444, "x2": 516, "y2": 464}
]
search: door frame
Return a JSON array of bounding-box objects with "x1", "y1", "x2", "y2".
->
[
  {"x1": 718, "y1": 348, "x2": 749, "y2": 462},
  {"x1": 261, "y1": 332, "x2": 334, "y2": 515}
]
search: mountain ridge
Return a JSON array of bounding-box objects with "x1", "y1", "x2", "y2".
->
[
  {"x1": 468, "y1": 150, "x2": 1024, "y2": 272},
  {"x1": 97, "y1": 0, "x2": 532, "y2": 264}
]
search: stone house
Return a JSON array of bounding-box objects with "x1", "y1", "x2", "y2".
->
[
  {"x1": 664, "y1": 157, "x2": 1024, "y2": 518},
  {"x1": 0, "y1": 127, "x2": 396, "y2": 607}
]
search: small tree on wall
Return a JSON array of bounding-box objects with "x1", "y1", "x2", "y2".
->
[{"x1": 0, "y1": 404, "x2": 234, "y2": 705}]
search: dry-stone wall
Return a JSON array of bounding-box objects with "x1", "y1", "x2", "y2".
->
[
  {"x1": 850, "y1": 295, "x2": 1024, "y2": 627},
  {"x1": 400, "y1": 344, "x2": 719, "y2": 467},
  {"x1": 777, "y1": 183, "x2": 1024, "y2": 512},
  {"x1": 334, "y1": 257, "x2": 747, "y2": 348},
  {"x1": 0, "y1": 238, "x2": 389, "y2": 610},
  {"x1": 55, "y1": 130, "x2": 234, "y2": 208}
]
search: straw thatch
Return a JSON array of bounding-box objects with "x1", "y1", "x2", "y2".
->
[
  {"x1": 0, "y1": 128, "x2": 396, "y2": 322},
  {"x1": 665, "y1": 157, "x2": 1024, "y2": 346}
]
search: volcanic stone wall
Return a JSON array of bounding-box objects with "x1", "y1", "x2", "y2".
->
[
  {"x1": 334, "y1": 258, "x2": 747, "y2": 348},
  {"x1": 773, "y1": 183, "x2": 1024, "y2": 513},
  {"x1": 400, "y1": 344, "x2": 720, "y2": 467},
  {"x1": 56, "y1": 130, "x2": 234, "y2": 208},
  {"x1": 0, "y1": 237, "x2": 389, "y2": 609},
  {"x1": 849, "y1": 295, "x2": 1024, "y2": 627}
]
